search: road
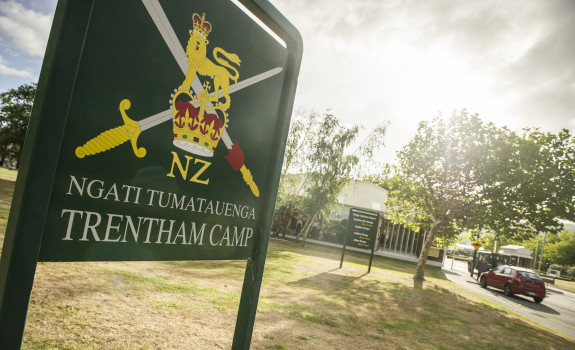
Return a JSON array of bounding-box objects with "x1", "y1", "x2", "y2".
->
[{"x1": 440, "y1": 259, "x2": 575, "y2": 340}]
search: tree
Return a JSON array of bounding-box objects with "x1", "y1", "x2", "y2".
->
[
  {"x1": 480, "y1": 128, "x2": 575, "y2": 243},
  {"x1": 480, "y1": 231, "x2": 513, "y2": 253},
  {"x1": 350, "y1": 121, "x2": 389, "y2": 179},
  {"x1": 277, "y1": 111, "x2": 319, "y2": 205},
  {"x1": 0, "y1": 83, "x2": 36, "y2": 168},
  {"x1": 277, "y1": 110, "x2": 388, "y2": 245},
  {"x1": 385, "y1": 111, "x2": 496, "y2": 281},
  {"x1": 385, "y1": 110, "x2": 575, "y2": 282},
  {"x1": 523, "y1": 129, "x2": 575, "y2": 228},
  {"x1": 544, "y1": 230, "x2": 575, "y2": 267},
  {"x1": 296, "y1": 111, "x2": 360, "y2": 244},
  {"x1": 278, "y1": 111, "x2": 388, "y2": 205},
  {"x1": 522, "y1": 230, "x2": 575, "y2": 268}
]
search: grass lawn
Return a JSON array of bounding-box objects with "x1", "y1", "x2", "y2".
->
[
  {"x1": 1, "y1": 169, "x2": 574, "y2": 349},
  {"x1": 554, "y1": 279, "x2": 575, "y2": 293}
]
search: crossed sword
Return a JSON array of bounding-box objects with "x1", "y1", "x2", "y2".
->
[{"x1": 75, "y1": 0, "x2": 282, "y2": 198}]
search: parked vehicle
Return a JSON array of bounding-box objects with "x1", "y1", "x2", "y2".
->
[
  {"x1": 479, "y1": 265, "x2": 546, "y2": 303},
  {"x1": 467, "y1": 248, "x2": 531, "y2": 273},
  {"x1": 467, "y1": 251, "x2": 499, "y2": 272}
]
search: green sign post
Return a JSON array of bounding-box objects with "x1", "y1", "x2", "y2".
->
[
  {"x1": 0, "y1": 0, "x2": 302, "y2": 348},
  {"x1": 340, "y1": 208, "x2": 380, "y2": 273}
]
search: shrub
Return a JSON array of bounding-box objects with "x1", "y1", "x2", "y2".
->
[{"x1": 566, "y1": 266, "x2": 575, "y2": 278}]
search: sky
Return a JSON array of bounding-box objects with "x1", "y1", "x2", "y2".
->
[{"x1": 1, "y1": 0, "x2": 574, "y2": 163}]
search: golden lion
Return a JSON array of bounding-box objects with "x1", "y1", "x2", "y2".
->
[{"x1": 181, "y1": 30, "x2": 241, "y2": 110}]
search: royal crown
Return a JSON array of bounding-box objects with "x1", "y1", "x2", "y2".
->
[
  {"x1": 192, "y1": 13, "x2": 212, "y2": 38},
  {"x1": 171, "y1": 86, "x2": 227, "y2": 157}
]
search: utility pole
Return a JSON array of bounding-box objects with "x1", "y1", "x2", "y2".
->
[
  {"x1": 538, "y1": 232, "x2": 547, "y2": 271},
  {"x1": 533, "y1": 233, "x2": 540, "y2": 269},
  {"x1": 451, "y1": 245, "x2": 455, "y2": 270}
]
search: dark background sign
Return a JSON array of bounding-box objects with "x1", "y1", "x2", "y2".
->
[
  {"x1": 346, "y1": 208, "x2": 379, "y2": 251},
  {"x1": 36, "y1": 0, "x2": 289, "y2": 261}
]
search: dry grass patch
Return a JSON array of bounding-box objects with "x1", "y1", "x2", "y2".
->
[
  {"x1": 0, "y1": 168, "x2": 17, "y2": 255},
  {"x1": 0, "y1": 167, "x2": 18, "y2": 182},
  {"x1": 26, "y1": 261, "x2": 242, "y2": 349},
  {"x1": 18, "y1": 240, "x2": 573, "y2": 349},
  {"x1": 554, "y1": 279, "x2": 575, "y2": 293}
]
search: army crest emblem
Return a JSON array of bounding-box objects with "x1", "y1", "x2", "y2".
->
[{"x1": 75, "y1": 11, "x2": 282, "y2": 198}]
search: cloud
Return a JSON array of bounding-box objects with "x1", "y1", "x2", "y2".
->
[
  {"x1": 270, "y1": 0, "x2": 575, "y2": 166},
  {"x1": 0, "y1": 55, "x2": 32, "y2": 77},
  {"x1": 483, "y1": 1, "x2": 575, "y2": 132},
  {"x1": 0, "y1": 1, "x2": 53, "y2": 57}
]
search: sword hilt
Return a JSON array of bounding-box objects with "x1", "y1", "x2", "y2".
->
[
  {"x1": 75, "y1": 99, "x2": 146, "y2": 158},
  {"x1": 240, "y1": 165, "x2": 259, "y2": 197}
]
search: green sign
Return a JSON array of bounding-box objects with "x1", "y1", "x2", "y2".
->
[
  {"x1": 0, "y1": 0, "x2": 302, "y2": 348},
  {"x1": 340, "y1": 208, "x2": 380, "y2": 273},
  {"x1": 31, "y1": 0, "x2": 293, "y2": 262},
  {"x1": 346, "y1": 208, "x2": 379, "y2": 250}
]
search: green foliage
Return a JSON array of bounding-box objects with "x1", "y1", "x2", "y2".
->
[
  {"x1": 351, "y1": 121, "x2": 389, "y2": 178},
  {"x1": 0, "y1": 83, "x2": 36, "y2": 169},
  {"x1": 480, "y1": 128, "x2": 575, "y2": 240},
  {"x1": 391, "y1": 111, "x2": 494, "y2": 230},
  {"x1": 478, "y1": 231, "x2": 522, "y2": 252},
  {"x1": 278, "y1": 110, "x2": 388, "y2": 241},
  {"x1": 278, "y1": 110, "x2": 388, "y2": 206},
  {"x1": 480, "y1": 233, "x2": 497, "y2": 252},
  {"x1": 300, "y1": 112, "x2": 359, "y2": 229},
  {"x1": 542, "y1": 230, "x2": 575, "y2": 267},
  {"x1": 277, "y1": 112, "x2": 319, "y2": 205},
  {"x1": 384, "y1": 111, "x2": 495, "y2": 280},
  {"x1": 383, "y1": 109, "x2": 575, "y2": 280}
]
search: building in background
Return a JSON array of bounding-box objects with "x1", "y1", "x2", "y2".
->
[{"x1": 275, "y1": 178, "x2": 444, "y2": 267}]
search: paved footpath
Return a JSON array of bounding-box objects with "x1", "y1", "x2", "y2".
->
[{"x1": 440, "y1": 259, "x2": 575, "y2": 340}]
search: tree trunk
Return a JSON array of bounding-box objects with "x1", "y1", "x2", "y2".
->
[
  {"x1": 0, "y1": 144, "x2": 5, "y2": 167},
  {"x1": 299, "y1": 211, "x2": 318, "y2": 246},
  {"x1": 413, "y1": 219, "x2": 441, "y2": 281},
  {"x1": 296, "y1": 212, "x2": 313, "y2": 240}
]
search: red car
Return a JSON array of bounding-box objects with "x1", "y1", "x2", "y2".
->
[{"x1": 479, "y1": 265, "x2": 546, "y2": 303}]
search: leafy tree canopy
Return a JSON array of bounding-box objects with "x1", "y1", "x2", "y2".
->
[
  {"x1": 383, "y1": 110, "x2": 575, "y2": 281},
  {"x1": 479, "y1": 128, "x2": 575, "y2": 241},
  {"x1": 385, "y1": 110, "x2": 495, "y2": 280},
  {"x1": 0, "y1": 83, "x2": 36, "y2": 168},
  {"x1": 521, "y1": 230, "x2": 575, "y2": 268},
  {"x1": 277, "y1": 110, "x2": 388, "y2": 244}
]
